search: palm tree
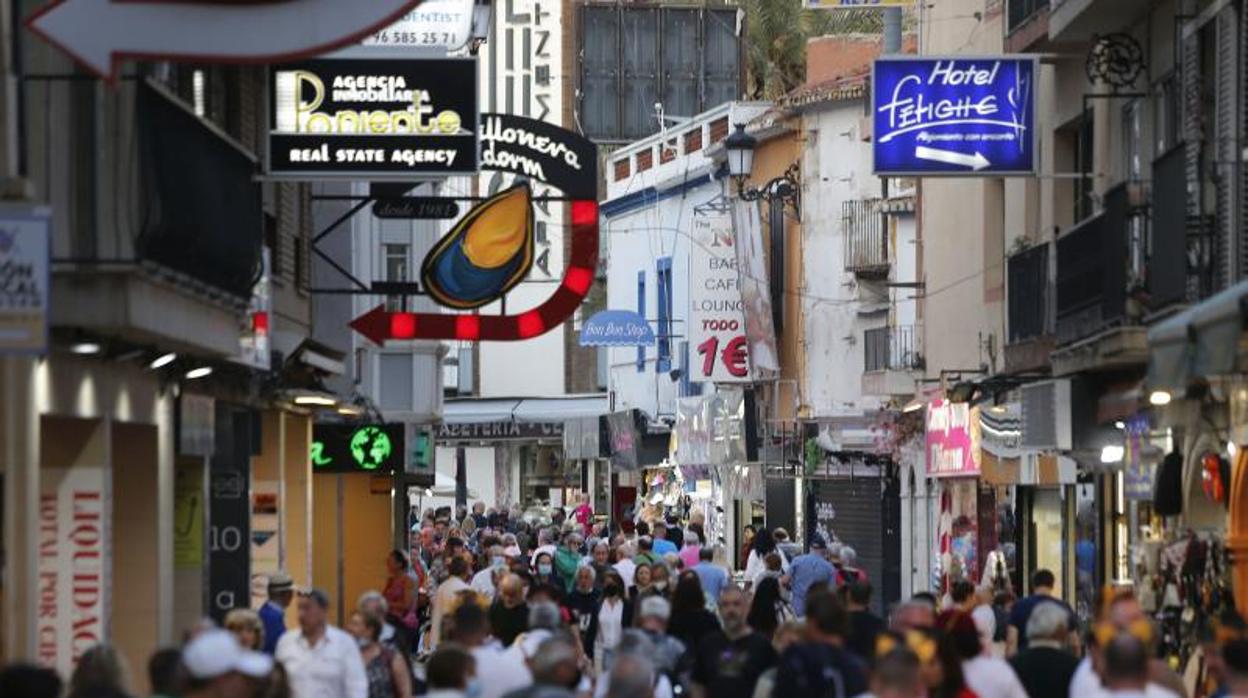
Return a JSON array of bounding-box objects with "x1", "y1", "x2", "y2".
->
[{"x1": 743, "y1": 2, "x2": 883, "y2": 100}]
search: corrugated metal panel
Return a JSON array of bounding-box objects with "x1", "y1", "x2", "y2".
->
[
  {"x1": 581, "y1": 6, "x2": 621, "y2": 140},
  {"x1": 277, "y1": 182, "x2": 297, "y2": 280},
  {"x1": 1214, "y1": 6, "x2": 1238, "y2": 289},
  {"x1": 621, "y1": 8, "x2": 659, "y2": 140},
  {"x1": 809, "y1": 476, "x2": 893, "y2": 616},
  {"x1": 661, "y1": 9, "x2": 700, "y2": 121},
  {"x1": 703, "y1": 9, "x2": 740, "y2": 109},
  {"x1": 1181, "y1": 27, "x2": 1202, "y2": 222}
]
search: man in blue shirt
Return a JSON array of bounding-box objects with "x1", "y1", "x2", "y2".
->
[
  {"x1": 789, "y1": 536, "x2": 836, "y2": 618},
  {"x1": 693, "y1": 547, "x2": 729, "y2": 602},
  {"x1": 258, "y1": 572, "x2": 294, "y2": 654},
  {"x1": 651, "y1": 522, "x2": 679, "y2": 557}
]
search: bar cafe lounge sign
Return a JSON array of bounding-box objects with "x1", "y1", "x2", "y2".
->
[{"x1": 268, "y1": 58, "x2": 479, "y2": 178}]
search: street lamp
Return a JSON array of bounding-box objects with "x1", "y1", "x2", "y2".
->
[{"x1": 724, "y1": 123, "x2": 800, "y2": 215}]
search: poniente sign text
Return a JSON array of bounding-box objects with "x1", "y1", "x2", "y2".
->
[{"x1": 268, "y1": 58, "x2": 479, "y2": 178}]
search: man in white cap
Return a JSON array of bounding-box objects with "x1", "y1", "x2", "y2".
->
[
  {"x1": 260, "y1": 572, "x2": 294, "y2": 655},
  {"x1": 276, "y1": 588, "x2": 368, "y2": 698},
  {"x1": 181, "y1": 628, "x2": 274, "y2": 698}
]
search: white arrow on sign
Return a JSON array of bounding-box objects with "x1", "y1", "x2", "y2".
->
[
  {"x1": 26, "y1": 0, "x2": 425, "y2": 83},
  {"x1": 915, "y1": 146, "x2": 991, "y2": 171}
]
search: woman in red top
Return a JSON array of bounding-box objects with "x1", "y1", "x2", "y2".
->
[{"x1": 384, "y1": 550, "x2": 419, "y2": 627}]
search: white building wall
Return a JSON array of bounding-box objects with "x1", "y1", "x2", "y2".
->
[{"x1": 800, "y1": 101, "x2": 887, "y2": 418}]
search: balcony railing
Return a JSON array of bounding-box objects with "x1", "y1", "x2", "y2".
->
[
  {"x1": 1007, "y1": 242, "x2": 1050, "y2": 344},
  {"x1": 864, "y1": 325, "x2": 923, "y2": 373},
  {"x1": 1056, "y1": 186, "x2": 1129, "y2": 345},
  {"x1": 843, "y1": 198, "x2": 888, "y2": 276},
  {"x1": 1008, "y1": 0, "x2": 1048, "y2": 32}
]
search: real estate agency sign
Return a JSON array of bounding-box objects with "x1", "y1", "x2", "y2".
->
[
  {"x1": 690, "y1": 214, "x2": 750, "y2": 382},
  {"x1": 268, "y1": 58, "x2": 479, "y2": 178}
]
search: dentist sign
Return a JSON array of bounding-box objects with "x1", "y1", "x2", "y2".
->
[{"x1": 873, "y1": 56, "x2": 1037, "y2": 176}]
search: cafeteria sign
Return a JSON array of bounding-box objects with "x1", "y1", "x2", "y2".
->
[
  {"x1": 311, "y1": 423, "x2": 405, "y2": 474},
  {"x1": 268, "y1": 58, "x2": 479, "y2": 178},
  {"x1": 873, "y1": 56, "x2": 1037, "y2": 176}
]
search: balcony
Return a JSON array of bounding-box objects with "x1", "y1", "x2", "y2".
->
[
  {"x1": 1048, "y1": 0, "x2": 1151, "y2": 43},
  {"x1": 1051, "y1": 184, "x2": 1148, "y2": 375},
  {"x1": 1006, "y1": 0, "x2": 1051, "y2": 53},
  {"x1": 862, "y1": 325, "x2": 923, "y2": 397},
  {"x1": 843, "y1": 198, "x2": 888, "y2": 277},
  {"x1": 1005, "y1": 242, "x2": 1054, "y2": 373}
]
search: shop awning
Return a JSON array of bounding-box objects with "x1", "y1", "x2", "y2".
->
[
  {"x1": 442, "y1": 395, "x2": 609, "y2": 424},
  {"x1": 1148, "y1": 280, "x2": 1248, "y2": 390}
]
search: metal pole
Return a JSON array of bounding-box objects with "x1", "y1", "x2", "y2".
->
[
  {"x1": 883, "y1": 6, "x2": 902, "y2": 54},
  {"x1": 455, "y1": 446, "x2": 468, "y2": 510}
]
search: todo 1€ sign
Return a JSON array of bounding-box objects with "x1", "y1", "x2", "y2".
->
[{"x1": 873, "y1": 56, "x2": 1038, "y2": 176}]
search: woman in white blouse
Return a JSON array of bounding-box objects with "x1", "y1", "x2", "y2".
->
[
  {"x1": 589, "y1": 570, "x2": 634, "y2": 677},
  {"x1": 744, "y1": 527, "x2": 789, "y2": 589}
]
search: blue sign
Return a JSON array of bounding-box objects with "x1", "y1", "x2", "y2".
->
[
  {"x1": 873, "y1": 56, "x2": 1037, "y2": 176},
  {"x1": 579, "y1": 310, "x2": 655, "y2": 347}
]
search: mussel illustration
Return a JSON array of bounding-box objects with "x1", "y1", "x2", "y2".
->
[{"x1": 421, "y1": 183, "x2": 536, "y2": 309}]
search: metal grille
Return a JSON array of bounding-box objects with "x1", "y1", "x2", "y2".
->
[
  {"x1": 1214, "y1": 6, "x2": 1240, "y2": 289},
  {"x1": 864, "y1": 325, "x2": 922, "y2": 372},
  {"x1": 843, "y1": 198, "x2": 888, "y2": 274},
  {"x1": 1007, "y1": 242, "x2": 1049, "y2": 343},
  {"x1": 1020, "y1": 381, "x2": 1057, "y2": 449}
]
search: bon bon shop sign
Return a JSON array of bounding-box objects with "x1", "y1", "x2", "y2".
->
[
  {"x1": 268, "y1": 58, "x2": 479, "y2": 178},
  {"x1": 873, "y1": 56, "x2": 1037, "y2": 176},
  {"x1": 926, "y1": 399, "x2": 981, "y2": 477}
]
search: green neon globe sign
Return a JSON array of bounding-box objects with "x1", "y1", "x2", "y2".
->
[{"x1": 350, "y1": 426, "x2": 393, "y2": 471}]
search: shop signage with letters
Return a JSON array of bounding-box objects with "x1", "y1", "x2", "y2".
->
[
  {"x1": 268, "y1": 58, "x2": 479, "y2": 178},
  {"x1": 435, "y1": 421, "x2": 564, "y2": 442},
  {"x1": 361, "y1": 0, "x2": 473, "y2": 50},
  {"x1": 37, "y1": 466, "x2": 108, "y2": 676},
  {"x1": 926, "y1": 399, "x2": 982, "y2": 477},
  {"x1": 873, "y1": 56, "x2": 1037, "y2": 176},
  {"x1": 579, "y1": 310, "x2": 655, "y2": 347},
  {"x1": 0, "y1": 206, "x2": 50, "y2": 354},
  {"x1": 690, "y1": 214, "x2": 751, "y2": 382},
  {"x1": 373, "y1": 197, "x2": 461, "y2": 220}
]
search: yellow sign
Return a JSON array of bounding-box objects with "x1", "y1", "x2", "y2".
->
[
  {"x1": 806, "y1": 0, "x2": 911, "y2": 7},
  {"x1": 174, "y1": 464, "x2": 204, "y2": 568}
]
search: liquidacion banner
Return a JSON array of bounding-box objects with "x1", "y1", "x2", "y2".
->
[{"x1": 268, "y1": 58, "x2": 479, "y2": 177}]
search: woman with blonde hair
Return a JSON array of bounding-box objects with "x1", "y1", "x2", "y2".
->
[{"x1": 224, "y1": 608, "x2": 265, "y2": 651}]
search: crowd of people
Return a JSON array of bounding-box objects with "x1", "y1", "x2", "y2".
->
[{"x1": 4, "y1": 497, "x2": 1248, "y2": 698}]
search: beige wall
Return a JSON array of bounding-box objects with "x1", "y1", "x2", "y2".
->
[
  {"x1": 310, "y1": 473, "x2": 393, "y2": 626},
  {"x1": 754, "y1": 127, "x2": 805, "y2": 423},
  {"x1": 919, "y1": 0, "x2": 1007, "y2": 380},
  {"x1": 111, "y1": 422, "x2": 160, "y2": 696}
]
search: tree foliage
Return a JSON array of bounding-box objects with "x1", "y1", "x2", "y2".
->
[{"x1": 743, "y1": 2, "x2": 882, "y2": 100}]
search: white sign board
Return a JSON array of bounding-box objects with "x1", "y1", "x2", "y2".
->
[
  {"x1": 26, "y1": 0, "x2": 424, "y2": 82},
  {"x1": 362, "y1": 0, "x2": 473, "y2": 49},
  {"x1": 37, "y1": 466, "x2": 109, "y2": 677},
  {"x1": 690, "y1": 215, "x2": 751, "y2": 382},
  {"x1": 0, "y1": 206, "x2": 50, "y2": 354}
]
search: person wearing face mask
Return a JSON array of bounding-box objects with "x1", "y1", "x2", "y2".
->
[
  {"x1": 587, "y1": 571, "x2": 634, "y2": 676},
  {"x1": 472, "y1": 545, "x2": 508, "y2": 602},
  {"x1": 644, "y1": 564, "x2": 672, "y2": 600},
  {"x1": 533, "y1": 552, "x2": 562, "y2": 588},
  {"x1": 347, "y1": 609, "x2": 413, "y2": 698}
]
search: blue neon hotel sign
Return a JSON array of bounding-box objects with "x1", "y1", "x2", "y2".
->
[{"x1": 873, "y1": 56, "x2": 1037, "y2": 176}]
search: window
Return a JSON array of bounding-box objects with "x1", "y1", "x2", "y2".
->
[
  {"x1": 384, "y1": 243, "x2": 409, "y2": 312},
  {"x1": 378, "y1": 354, "x2": 413, "y2": 410},
  {"x1": 636, "y1": 270, "x2": 646, "y2": 372},
  {"x1": 1152, "y1": 76, "x2": 1178, "y2": 155},
  {"x1": 1122, "y1": 99, "x2": 1144, "y2": 182},
  {"x1": 656, "y1": 257, "x2": 673, "y2": 372}
]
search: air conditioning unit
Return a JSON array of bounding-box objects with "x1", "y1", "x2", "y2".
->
[{"x1": 1020, "y1": 379, "x2": 1072, "y2": 450}]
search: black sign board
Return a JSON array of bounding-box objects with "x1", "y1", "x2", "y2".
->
[
  {"x1": 208, "y1": 405, "x2": 253, "y2": 623},
  {"x1": 373, "y1": 197, "x2": 460, "y2": 219},
  {"x1": 312, "y1": 423, "x2": 405, "y2": 474},
  {"x1": 268, "y1": 58, "x2": 479, "y2": 178},
  {"x1": 606, "y1": 410, "x2": 640, "y2": 471},
  {"x1": 435, "y1": 421, "x2": 564, "y2": 442},
  {"x1": 479, "y1": 113, "x2": 599, "y2": 200}
]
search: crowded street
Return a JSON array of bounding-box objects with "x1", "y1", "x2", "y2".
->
[{"x1": 3, "y1": 0, "x2": 1248, "y2": 697}]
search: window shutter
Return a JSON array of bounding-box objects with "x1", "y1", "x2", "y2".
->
[{"x1": 1214, "y1": 6, "x2": 1238, "y2": 289}]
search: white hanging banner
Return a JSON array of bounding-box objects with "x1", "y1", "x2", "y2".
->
[
  {"x1": 37, "y1": 466, "x2": 109, "y2": 677},
  {"x1": 729, "y1": 199, "x2": 780, "y2": 375},
  {"x1": 690, "y1": 214, "x2": 752, "y2": 383}
]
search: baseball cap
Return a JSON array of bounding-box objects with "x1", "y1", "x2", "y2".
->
[
  {"x1": 267, "y1": 572, "x2": 294, "y2": 594},
  {"x1": 639, "y1": 596, "x2": 671, "y2": 621},
  {"x1": 182, "y1": 629, "x2": 273, "y2": 680},
  {"x1": 810, "y1": 534, "x2": 827, "y2": 550}
]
